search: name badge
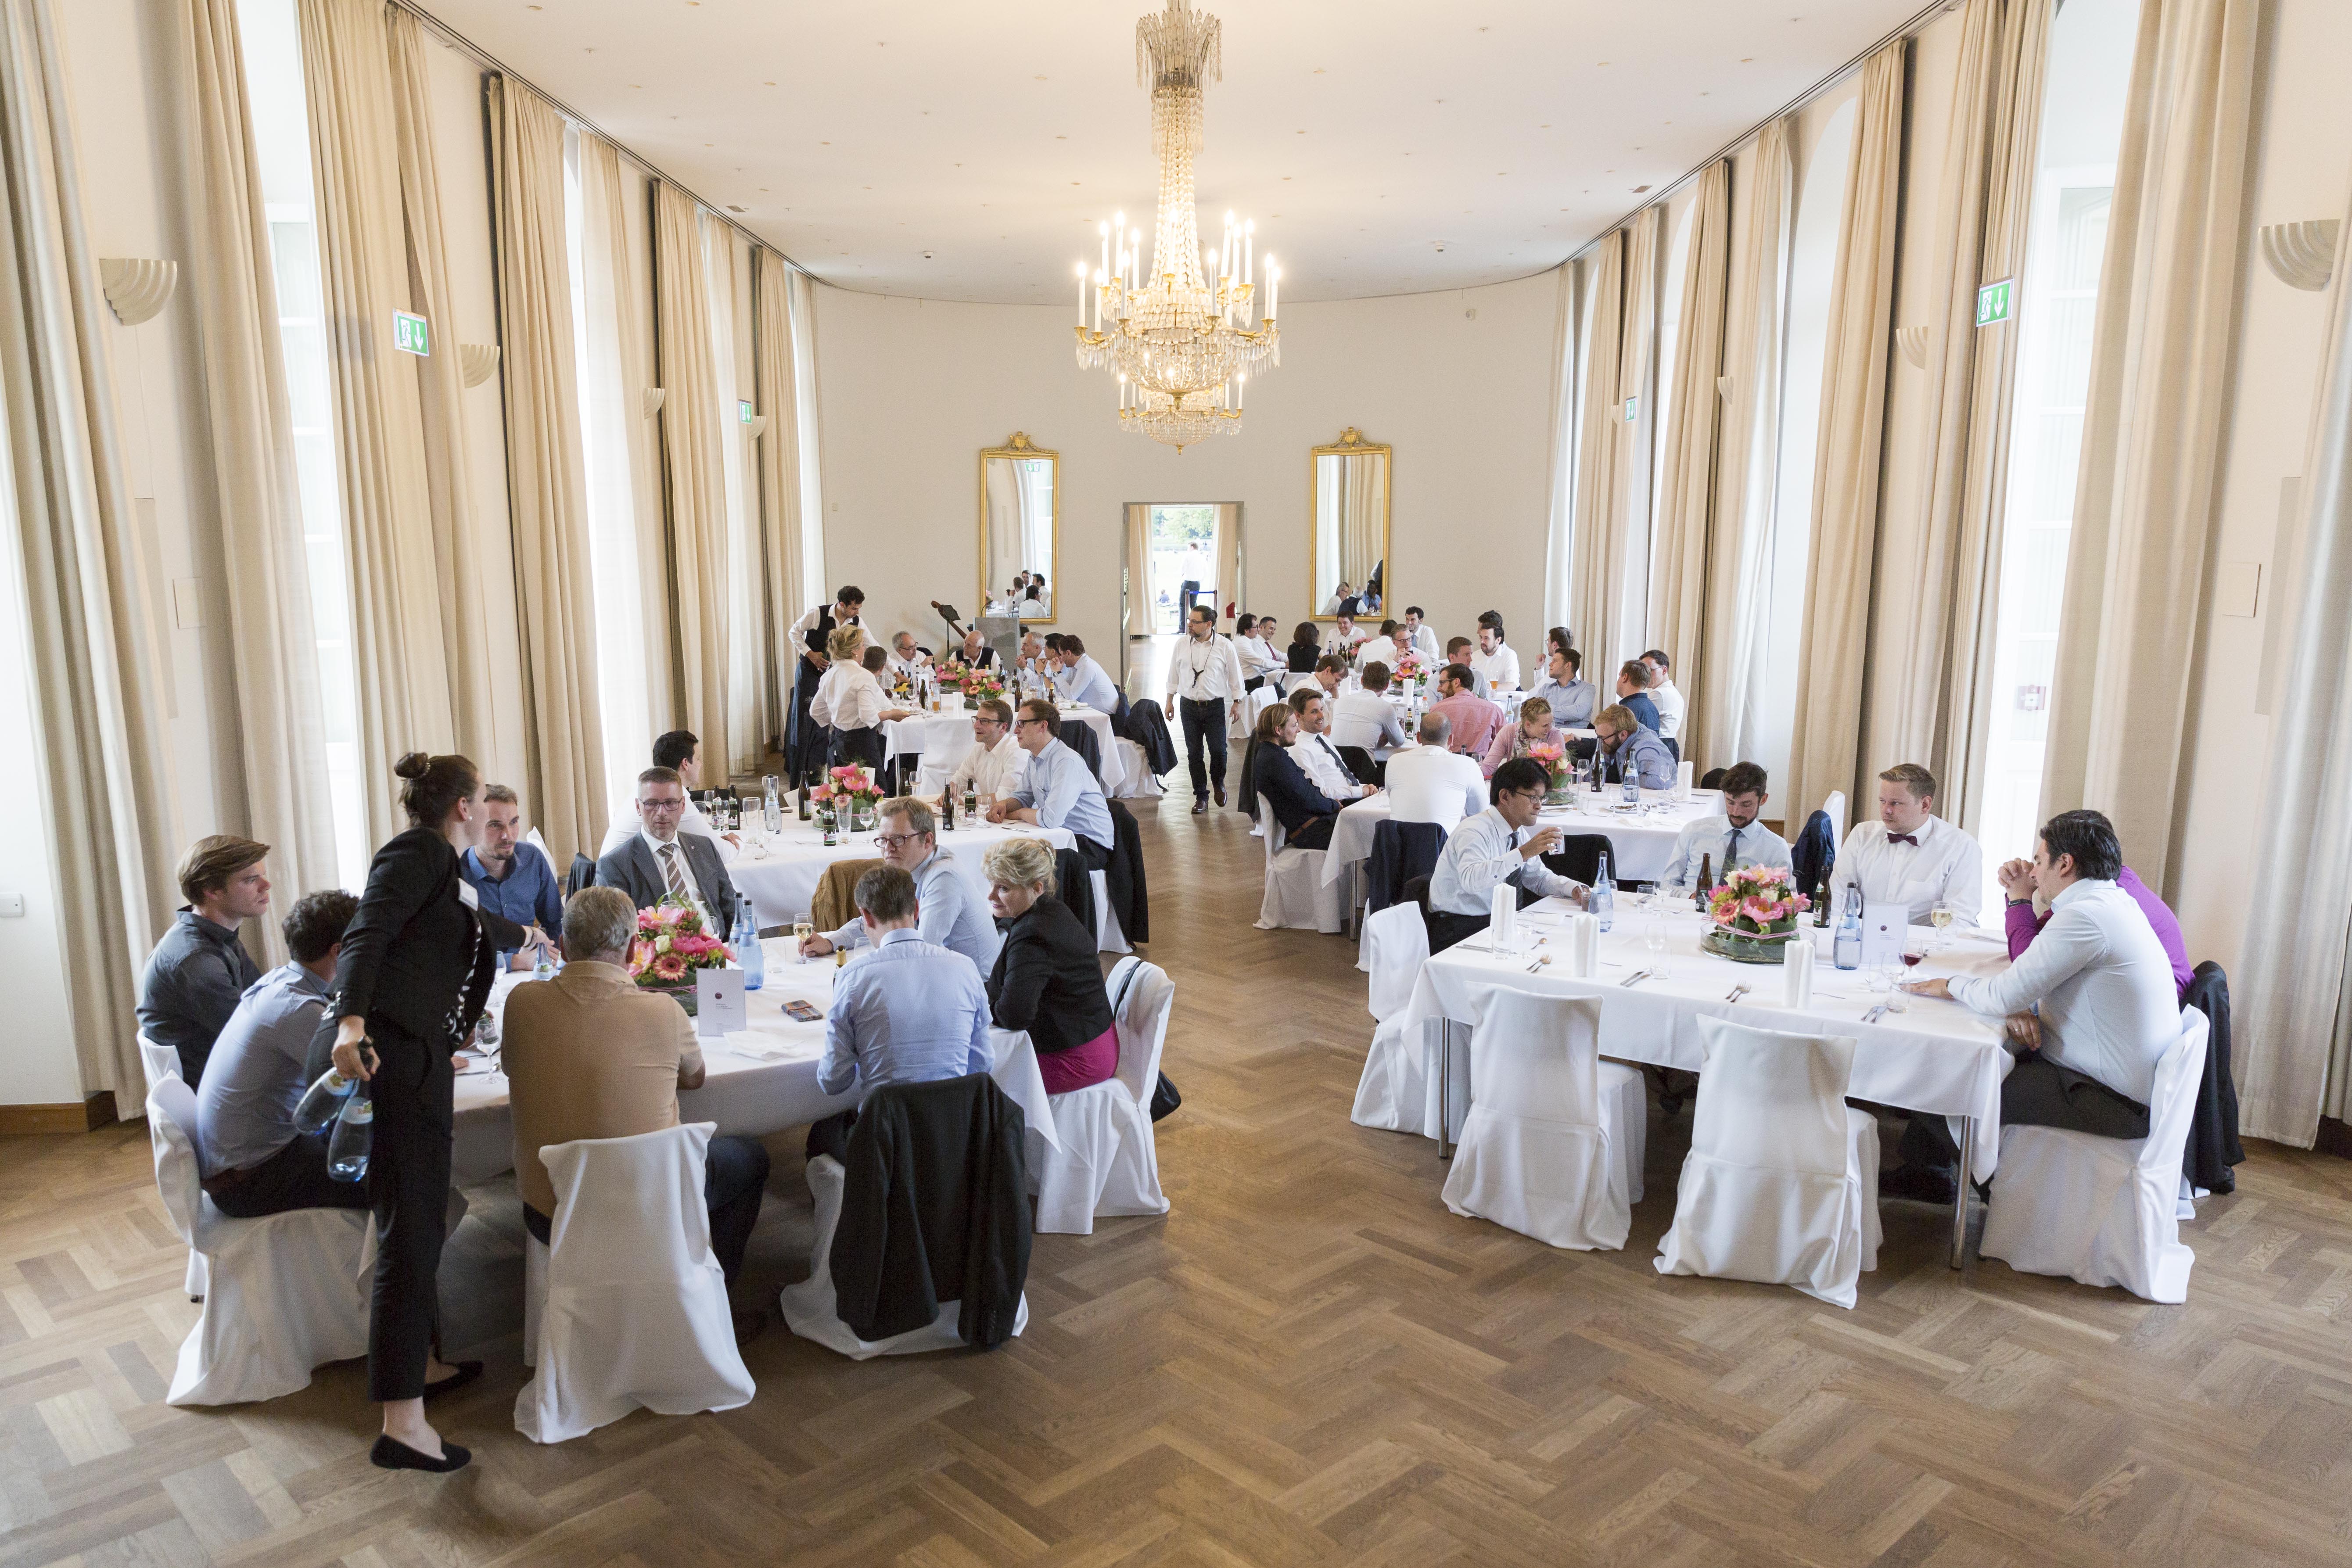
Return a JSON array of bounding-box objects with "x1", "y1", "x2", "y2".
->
[{"x1": 456, "y1": 879, "x2": 479, "y2": 910}]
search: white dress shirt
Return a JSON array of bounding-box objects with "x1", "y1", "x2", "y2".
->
[
  {"x1": 1829, "y1": 815, "x2": 1984, "y2": 926},
  {"x1": 1329, "y1": 689, "x2": 1408, "y2": 752},
  {"x1": 1354, "y1": 635, "x2": 1407, "y2": 674},
  {"x1": 1648, "y1": 678, "x2": 1686, "y2": 740},
  {"x1": 812, "y1": 662, "x2": 887, "y2": 732},
  {"x1": 1290, "y1": 732, "x2": 1371, "y2": 800},
  {"x1": 1384, "y1": 744, "x2": 1488, "y2": 832},
  {"x1": 886, "y1": 650, "x2": 928, "y2": 686},
  {"x1": 1429, "y1": 807, "x2": 1584, "y2": 916},
  {"x1": 1404, "y1": 623, "x2": 1442, "y2": 664},
  {"x1": 1165, "y1": 633, "x2": 1247, "y2": 705},
  {"x1": 1947, "y1": 879, "x2": 2179, "y2": 1105},
  {"x1": 1660, "y1": 815, "x2": 1792, "y2": 889},
  {"x1": 1470, "y1": 642, "x2": 1522, "y2": 694},
  {"x1": 639, "y1": 828, "x2": 716, "y2": 930},
  {"x1": 1324, "y1": 624, "x2": 1371, "y2": 657},
  {"x1": 1236, "y1": 635, "x2": 1284, "y2": 682},
  {"x1": 947, "y1": 733, "x2": 1027, "y2": 800}
]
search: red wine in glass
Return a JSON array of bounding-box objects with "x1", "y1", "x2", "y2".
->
[{"x1": 1901, "y1": 951, "x2": 1925, "y2": 968}]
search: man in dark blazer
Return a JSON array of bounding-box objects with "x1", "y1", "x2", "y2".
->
[{"x1": 596, "y1": 767, "x2": 742, "y2": 935}]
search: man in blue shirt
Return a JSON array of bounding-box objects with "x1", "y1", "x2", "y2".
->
[
  {"x1": 194, "y1": 890, "x2": 374, "y2": 1217},
  {"x1": 988, "y1": 699, "x2": 1116, "y2": 870},
  {"x1": 1595, "y1": 704, "x2": 1677, "y2": 791},
  {"x1": 798, "y1": 797, "x2": 1001, "y2": 971},
  {"x1": 460, "y1": 785, "x2": 562, "y2": 967},
  {"x1": 1052, "y1": 634, "x2": 1122, "y2": 712},
  {"x1": 805, "y1": 865, "x2": 995, "y2": 1163}
]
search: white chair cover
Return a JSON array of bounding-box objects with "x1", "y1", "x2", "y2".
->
[
  {"x1": 1980, "y1": 1008, "x2": 2208, "y2": 1302},
  {"x1": 513, "y1": 1122, "x2": 754, "y2": 1442},
  {"x1": 1823, "y1": 789, "x2": 1848, "y2": 847},
  {"x1": 779, "y1": 1155, "x2": 1031, "y2": 1358},
  {"x1": 1654, "y1": 1017, "x2": 1881, "y2": 1309},
  {"x1": 1110, "y1": 738, "x2": 1164, "y2": 799},
  {"x1": 1351, "y1": 904, "x2": 1436, "y2": 1132},
  {"x1": 1029, "y1": 957, "x2": 1176, "y2": 1234},
  {"x1": 1255, "y1": 802, "x2": 1349, "y2": 933},
  {"x1": 1247, "y1": 685, "x2": 1286, "y2": 723},
  {"x1": 1440, "y1": 989, "x2": 1645, "y2": 1249},
  {"x1": 1092, "y1": 867, "x2": 1131, "y2": 955},
  {"x1": 147, "y1": 1080, "x2": 373, "y2": 1406},
  {"x1": 138, "y1": 1034, "x2": 210, "y2": 1300}
]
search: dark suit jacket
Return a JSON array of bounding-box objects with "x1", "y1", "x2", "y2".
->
[
  {"x1": 985, "y1": 896, "x2": 1114, "y2": 1058},
  {"x1": 1620, "y1": 691, "x2": 1661, "y2": 732},
  {"x1": 595, "y1": 832, "x2": 741, "y2": 935},
  {"x1": 331, "y1": 826, "x2": 526, "y2": 1043},
  {"x1": 1253, "y1": 742, "x2": 1343, "y2": 841}
]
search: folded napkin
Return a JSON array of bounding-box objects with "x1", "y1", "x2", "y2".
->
[
  {"x1": 1490, "y1": 883, "x2": 1518, "y2": 953},
  {"x1": 1676, "y1": 760, "x2": 1695, "y2": 800},
  {"x1": 1782, "y1": 934, "x2": 1815, "y2": 1008},
  {"x1": 1563, "y1": 912, "x2": 1598, "y2": 977}
]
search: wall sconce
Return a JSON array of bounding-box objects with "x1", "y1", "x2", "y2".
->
[
  {"x1": 459, "y1": 344, "x2": 500, "y2": 388},
  {"x1": 643, "y1": 387, "x2": 666, "y2": 418},
  {"x1": 2260, "y1": 220, "x2": 2339, "y2": 291},
  {"x1": 100, "y1": 258, "x2": 177, "y2": 325}
]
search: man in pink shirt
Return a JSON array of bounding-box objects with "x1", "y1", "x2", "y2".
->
[{"x1": 1427, "y1": 663, "x2": 1504, "y2": 761}]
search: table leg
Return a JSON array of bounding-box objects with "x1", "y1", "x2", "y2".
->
[
  {"x1": 1437, "y1": 1022, "x2": 1457, "y2": 1160},
  {"x1": 1950, "y1": 1115, "x2": 1972, "y2": 1269}
]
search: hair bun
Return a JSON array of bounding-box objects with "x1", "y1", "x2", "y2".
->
[{"x1": 394, "y1": 751, "x2": 432, "y2": 779}]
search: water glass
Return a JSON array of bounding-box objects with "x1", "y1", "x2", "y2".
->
[{"x1": 1643, "y1": 912, "x2": 1670, "y2": 977}]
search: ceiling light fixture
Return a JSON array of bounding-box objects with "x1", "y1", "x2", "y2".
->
[{"x1": 1070, "y1": 0, "x2": 1278, "y2": 452}]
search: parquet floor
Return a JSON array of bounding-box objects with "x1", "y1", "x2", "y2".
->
[{"x1": 7, "y1": 792, "x2": 2352, "y2": 1567}]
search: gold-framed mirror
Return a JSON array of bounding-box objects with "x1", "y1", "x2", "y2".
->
[
  {"x1": 1310, "y1": 427, "x2": 1390, "y2": 620},
  {"x1": 979, "y1": 432, "x2": 1060, "y2": 624}
]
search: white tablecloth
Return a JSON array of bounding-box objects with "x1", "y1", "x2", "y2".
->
[
  {"x1": 1323, "y1": 790, "x2": 1724, "y2": 887},
  {"x1": 452, "y1": 944, "x2": 1056, "y2": 1182},
  {"x1": 883, "y1": 704, "x2": 1124, "y2": 794},
  {"x1": 1396, "y1": 902, "x2": 2014, "y2": 1181},
  {"x1": 726, "y1": 818, "x2": 1074, "y2": 929}
]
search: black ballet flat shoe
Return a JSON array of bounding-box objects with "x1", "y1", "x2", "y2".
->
[
  {"x1": 421, "y1": 1361, "x2": 483, "y2": 1400},
  {"x1": 371, "y1": 1434, "x2": 471, "y2": 1473},
  {"x1": 1878, "y1": 1164, "x2": 1959, "y2": 1205}
]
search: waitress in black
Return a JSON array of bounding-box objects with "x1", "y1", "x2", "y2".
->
[{"x1": 330, "y1": 753, "x2": 538, "y2": 1472}]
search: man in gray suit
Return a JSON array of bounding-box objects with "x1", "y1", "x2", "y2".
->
[{"x1": 595, "y1": 767, "x2": 742, "y2": 935}]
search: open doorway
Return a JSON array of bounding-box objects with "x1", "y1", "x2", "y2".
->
[{"x1": 1122, "y1": 502, "x2": 1242, "y2": 695}]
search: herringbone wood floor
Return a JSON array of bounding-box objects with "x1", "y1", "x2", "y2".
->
[{"x1": 7, "y1": 790, "x2": 2352, "y2": 1568}]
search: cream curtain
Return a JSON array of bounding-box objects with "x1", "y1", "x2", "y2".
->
[
  {"x1": 1785, "y1": 42, "x2": 1907, "y2": 825},
  {"x1": 1541, "y1": 261, "x2": 1580, "y2": 634},
  {"x1": 1569, "y1": 230, "x2": 1626, "y2": 666},
  {"x1": 387, "y1": 6, "x2": 493, "y2": 766},
  {"x1": 1211, "y1": 500, "x2": 1241, "y2": 621},
  {"x1": 1706, "y1": 119, "x2": 1794, "y2": 771},
  {"x1": 2039, "y1": 0, "x2": 2257, "y2": 896},
  {"x1": 653, "y1": 183, "x2": 730, "y2": 759},
  {"x1": 1648, "y1": 160, "x2": 1731, "y2": 770},
  {"x1": 754, "y1": 248, "x2": 806, "y2": 749},
  {"x1": 298, "y1": 0, "x2": 452, "y2": 841},
  {"x1": 174, "y1": 0, "x2": 336, "y2": 929},
  {"x1": 1123, "y1": 501, "x2": 1152, "y2": 635},
  {"x1": 1612, "y1": 207, "x2": 1663, "y2": 667},
  {"x1": 489, "y1": 77, "x2": 603, "y2": 862},
  {"x1": 1874, "y1": 0, "x2": 2050, "y2": 828},
  {"x1": 1341, "y1": 453, "x2": 1382, "y2": 587},
  {"x1": 786, "y1": 268, "x2": 826, "y2": 601},
  {"x1": 0, "y1": 0, "x2": 178, "y2": 1098}
]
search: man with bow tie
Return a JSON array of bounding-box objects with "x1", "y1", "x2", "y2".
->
[{"x1": 1826, "y1": 762, "x2": 1983, "y2": 926}]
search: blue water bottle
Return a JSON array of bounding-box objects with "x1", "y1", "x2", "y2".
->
[
  {"x1": 734, "y1": 905, "x2": 765, "y2": 990},
  {"x1": 1591, "y1": 851, "x2": 1615, "y2": 933},
  {"x1": 327, "y1": 1080, "x2": 374, "y2": 1182}
]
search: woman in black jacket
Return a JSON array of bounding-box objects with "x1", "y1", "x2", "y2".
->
[
  {"x1": 980, "y1": 837, "x2": 1117, "y2": 1095},
  {"x1": 1285, "y1": 621, "x2": 1320, "y2": 676},
  {"x1": 330, "y1": 753, "x2": 540, "y2": 1472}
]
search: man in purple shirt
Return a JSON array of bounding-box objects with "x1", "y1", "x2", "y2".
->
[{"x1": 2000, "y1": 846, "x2": 2191, "y2": 1000}]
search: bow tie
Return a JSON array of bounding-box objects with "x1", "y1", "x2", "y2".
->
[{"x1": 1888, "y1": 832, "x2": 1919, "y2": 847}]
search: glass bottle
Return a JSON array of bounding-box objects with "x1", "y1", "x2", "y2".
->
[
  {"x1": 292, "y1": 1067, "x2": 357, "y2": 1137},
  {"x1": 327, "y1": 1080, "x2": 374, "y2": 1182},
  {"x1": 1591, "y1": 851, "x2": 1615, "y2": 933}
]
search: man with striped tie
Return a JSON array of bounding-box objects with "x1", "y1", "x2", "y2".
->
[{"x1": 594, "y1": 767, "x2": 743, "y2": 936}]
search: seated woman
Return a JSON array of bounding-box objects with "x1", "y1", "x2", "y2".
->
[
  {"x1": 1250, "y1": 703, "x2": 1347, "y2": 850},
  {"x1": 981, "y1": 837, "x2": 1118, "y2": 1095},
  {"x1": 1284, "y1": 621, "x2": 1321, "y2": 680},
  {"x1": 1481, "y1": 696, "x2": 1565, "y2": 779}
]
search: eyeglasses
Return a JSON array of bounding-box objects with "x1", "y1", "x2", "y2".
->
[
  {"x1": 640, "y1": 797, "x2": 686, "y2": 814},
  {"x1": 1506, "y1": 789, "x2": 1546, "y2": 807},
  {"x1": 870, "y1": 832, "x2": 927, "y2": 851},
  {"x1": 1014, "y1": 716, "x2": 1046, "y2": 729}
]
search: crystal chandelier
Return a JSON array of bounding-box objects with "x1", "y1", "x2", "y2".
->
[{"x1": 1073, "y1": 0, "x2": 1280, "y2": 452}]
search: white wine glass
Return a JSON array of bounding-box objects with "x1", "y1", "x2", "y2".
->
[
  {"x1": 1644, "y1": 911, "x2": 1670, "y2": 978},
  {"x1": 1929, "y1": 900, "x2": 1955, "y2": 955},
  {"x1": 792, "y1": 914, "x2": 815, "y2": 963}
]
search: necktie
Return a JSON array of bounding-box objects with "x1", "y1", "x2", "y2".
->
[
  {"x1": 1320, "y1": 735, "x2": 1356, "y2": 784},
  {"x1": 1889, "y1": 833, "x2": 1918, "y2": 847},
  {"x1": 1724, "y1": 826, "x2": 1741, "y2": 874},
  {"x1": 658, "y1": 842, "x2": 693, "y2": 904}
]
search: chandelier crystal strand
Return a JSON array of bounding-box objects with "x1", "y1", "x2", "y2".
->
[{"x1": 1072, "y1": 0, "x2": 1278, "y2": 451}]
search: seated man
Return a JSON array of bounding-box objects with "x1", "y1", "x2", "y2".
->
[
  {"x1": 1324, "y1": 612, "x2": 1371, "y2": 656},
  {"x1": 986, "y1": 700, "x2": 1116, "y2": 870},
  {"x1": 887, "y1": 630, "x2": 931, "y2": 685},
  {"x1": 599, "y1": 729, "x2": 732, "y2": 857},
  {"x1": 1426, "y1": 757, "x2": 1587, "y2": 951},
  {"x1": 1353, "y1": 621, "x2": 1407, "y2": 674},
  {"x1": 1330, "y1": 662, "x2": 1409, "y2": 754},
  {"x1": 141, "y1": 834, "x2": 270, "y2": 1086},
  {"x1": 194, "y1": 890, "x2": 373, "y2": 1217},
  {"x1": 596, "y1": 767, "x2": 743, "y2": 935},
  {"x1": 1828, "y1": 762, "x2": 1983, "y2": 926},
  {"x1": 1641, "y1": 649, "x2": 1685, "y2": 743},
  {"x1": 460, "y1": 785, "x2": 562, "y2": 969},
  {"x1": 1530, "y1": 646, "x2": 1598, "y2": 730},
  {"x1": 1470, "y1": 612, "x2": 1521, "y2": 694},
  {"x1": 1427, "y1": 662, "x2": 1505, "y2": 760},
  {"x1": 806, "y1": 865, "x2": 994, "y2": 1163},
  {"x1": 1386, "y1": 713, "x2": 1488, "y2": 831},
  {"x1": 947, "y1": 698, "x2": 1027, "y2": 802},
  {"x1": 1287, "y1": 688, "x2": 1378, "y2": 802},
  {"x1": 1890, "y1": 809, "x2": 2178, "y2": 1202},
  {"x1": 503, "y1": 886, "x2": 769, "y2": 1334},
  {"x1": 1660, "y1": 762, "x2": 1791, "y2": 889},
  {"x1": 1444, "y1": 636, "x2": 1492, "y2": 697},
  {"x1": 801, "y1": 797, "x2": 1000, "y2": 971},
  {"x1": 1251, "y1": 704, "x2": 1350, "y2": 850},
  {"x1": 1400, "y1": 606, "x2": 1442, "y2": 664},
  {"x1": 1998, "y1": 810, "x2": 2191, "y2": 998},
  {"x1": 1594, "y1": 703, "x2": 1676, "y2": 791},
  {"x1": 1053, "y1": 635, "x2": 1121, "y2": 711},
  {"x1": 1613, "y1": 660, "x2": 1663, "y2": 734}
]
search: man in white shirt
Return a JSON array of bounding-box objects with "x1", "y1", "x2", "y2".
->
[
  {"x1": 1400, "y1": 606, "x2": 1443, "y2": 665},
  {"x1": 1234, "y1": 614, "x2": 1284, "y2": 689},
  {"x1": 1470, "y1": 612, "x2": 1521, "y2": 694},
  {"x1": 1661, "y1": 762, "x2": 1791, "y2": 890},
  {"x1": 1325, "y1": 612, "x2": 1371, "y2": 657},
  {"x1": 1890, "y1": 810, "x2": 2179, "y2": 1202},
  {"x1": 789, "y1": 585, "x2": 864, "y2": 660},
  {"x1": 1330, "y1": 663, "x2": 1408, "y2": 755},
  {"x1": 1287, "y1": 689, "x2": 1377, "y2": 802},
  {"x1": 1426, "y1": 757, "x2": 1586, "y2": 949},
  {"x1": 1353, "y1": 620, "x2": 1407, "y2": 674},
  {"x1": 887, "y1": 632, "x2": 930, "y2": 686},
  {"x1": 1163, "y1": 603, "x2": 1246, "y2": 813},
  {"x1": 1053, "y1": 635, "x2": 1121, "y2": 712},
  {"x1": 1641, "y1": 649, "x2": 1686, "y2": 744},
  {"x1": 599, "y1": 729, "x2": 734, "y2": 858},
  {"x1": 1828, "y1": 762, "x2": 1983, "y2": 926},
  {"x1": 946, "y1": 699, "x2": 1027, "y2": 802},
  {"x1": 1529, "y1": 648, "x2": 1598, "y2": 730},
  {"x1": 1444, "y1": 636, "x2": 1493, "y2": 698},
  {"x1": 1386, "y1": 713, "x2": 1488, "y2": 831},
  {"x1": 1321, "y1": 581, "x2": 1357, "y2": 616}
]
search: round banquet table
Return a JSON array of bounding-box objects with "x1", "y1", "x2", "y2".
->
[
  {"x1": 884, "y1": 703, "x2": 1124, "y2": 795},
  {"x1": 725, "y1": 816, "x2": 1075, "y2": 930},
  {"x1": 1324, "y1": 789, "x2": 1724, "y2": 887},
  {"x1": 450, "y1": 943, "x2": 1059, "y2": 1183}
]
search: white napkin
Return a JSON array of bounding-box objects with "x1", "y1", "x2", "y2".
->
[
  {"x1": 1490, "y1": 883, "x2": 1518, "y2": 953},
  {"x1": 1782, "y1": 936, "x2": 1815, "y2": 1008},
  {"x1": 1676, "y1": 759, "x2": 1695, "y2": 800},
  {"x1": 1563, "y1": 913, "x2": 1598, "y2": 977}
]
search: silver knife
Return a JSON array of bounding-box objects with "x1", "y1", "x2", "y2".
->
[
  {"x1": 1619, "y1": 969, "x2": 1652, "y2": 988},
  {"x1": 1726, "y1": 984, "x2": 1750, "y2": 1003}
]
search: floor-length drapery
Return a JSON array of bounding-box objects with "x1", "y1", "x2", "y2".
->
[
  {"x1": 754, "y1": 248, "x2": 806, "y2": 749},
  {"x1": 297, "y1": 0, "x2": 452, "y2": 841},
  {"x1": 2038, "y1": 0, "x2": 2257, "y2": 896},
  {"x1": 1123, "y1": 501, "x2": 1152, "y2": 636},
  {"x1": 1612, "y1": 207, "x2": 1663, "y2": 668},
  {"x1": 174, "y1": 0, "x2": 336, "y2": 943},
  {"x1": 490, "y1": 76, "x2": 603, "y2": 861},
  {"x1": 1784, "y1": 42, "x2": 1907, "y2": 826},
  {"x1": 1211, "y1": 501, "x2": 1241, "y2": 621},
  {"x1": 652, "y1": 182, "x2": 730, "y2": 765},
  {"x1": 1341, "y1": 450, "x2": 1382, "y2": 588},
  {"x1": 1648, "y1": 160, "x2": 1732, "y2": 770},
  {"x1": 704, "y1": 224, "x2": 760, "y2": 776},
  {"x1": 1706, "y1": 119, "x2": 1794, "y2": 772},
  {"x1": 1541, "y1": 261, "x2": 1580, "y2": 637},
  {"x1": 0, "y1": 0, "x2": 178, "y2": 1098},
  {"x1": 1569, "y1": 230, "x2": 1627, "y2": 668}
]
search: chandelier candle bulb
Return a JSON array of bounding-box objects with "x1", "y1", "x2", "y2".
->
[
  {"x1": 1245, "y1": 220, "x2": 1253, "y2": 286},
  {"x1": 1076, "y1": 262, "x2": 1088, "y2": 325}
]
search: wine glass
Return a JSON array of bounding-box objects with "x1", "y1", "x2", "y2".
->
[
  {"x1": 1929, "y1": 900, "x2": 1955, "y2": 954},
  {"x1": 1643, "y1": 911, "x2": 1670, "y2": 978},
  {"x1": 792, "y1": 914, "x2": 815, "y2": 962}
]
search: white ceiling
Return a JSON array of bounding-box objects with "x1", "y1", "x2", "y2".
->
[{"x1": 419, "y1": 0, "x2": 1927, "y2": 304}]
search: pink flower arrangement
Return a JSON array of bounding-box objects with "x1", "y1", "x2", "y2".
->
[
  {"x1": 1525, "y1": 741, "x2": 1572, "y2": 791},
  {"x1": 807, "y1": 763, "x2": 881, "y2": 807},
  {"x1": 625, "y1": 897, "x2": 734, "y2": 990},
  {"x1": 1393, "y1": 651, "x2": 1427, "y2": 684},
  {"x1": 1706, "y1": 864, "x2": 1810, "y2": 935}
]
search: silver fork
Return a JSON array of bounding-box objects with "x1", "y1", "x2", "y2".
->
[{"x1": 1725, "y1": 983, "x2": 1750, "y2": 1004}]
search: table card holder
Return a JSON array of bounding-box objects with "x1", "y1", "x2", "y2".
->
[
  {"x1": 1860, "y1": 903, "x2": 1907, "y2": 971},
  {"x1": 1490, "y1": 883, "x2": 1518, "y2": 953},
  {"x1": 695, "y1": 969, "x2": 748, "y2": 1037},
  {"x1": 1781, "y1": 936, "x2": 1814, "y2": 1008},
  {"x1": 1675, "y1": 759, "x2": 1695, "y2": 800},
  {"x1": 1563, "y1": 912, "x2": 1598, "y2": 976}
]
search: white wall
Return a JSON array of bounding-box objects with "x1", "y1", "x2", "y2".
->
[{"x1": 812, "y1": 272, "x2": 1563, "y2": 678}]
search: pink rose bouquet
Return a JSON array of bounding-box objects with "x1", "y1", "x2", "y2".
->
[
  {"x1": 1705, "y1": 863, "x2": 1810, "y2": 936},
  {"x1": 626, "y1": 897, "x2": 734, "y2": 993}
]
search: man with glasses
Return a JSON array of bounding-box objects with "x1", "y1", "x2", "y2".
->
[
  {"x1": 797, "y1": 796, "x2": 999, "y2": 970},
  {"x1": 946, "y1": 698, "x2": 1027, "y2": 803},
  {"x1": 986, "y1": 700, "x2": 1115, "y2": 871},
  {"x1": 593, "y1": 767, "x2": 742, "y2": 935},
  {"x1": 1425, "y1": 756, "x2": 1588, "y2": 951}
]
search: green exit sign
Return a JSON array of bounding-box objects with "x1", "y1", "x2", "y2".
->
[
  {"x1": 1623, "y1": 395, "x2": 1638, "y2": 423},
  {"x1": 392, "y1": 310, "x2": 429, "y2": 355},
  {"x1": 1976, "y1": 278, "x2": 2014, "y2": 328},
  {"x1": 738, "y1": 400, "x2": 754, "y2": 424}
]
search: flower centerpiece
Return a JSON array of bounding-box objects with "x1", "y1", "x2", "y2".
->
[
  {"x1": 808, "y1": 762, "x2": 883, "y2": 831},
  {"x1": 1525, "y1": 741, "x2": 1575, "y2": 805},
  {"x1": 626, "y1": 897, "x2": 734, "y2": 1012},
  {"x1": 1701, "y1": 864, "x2": 1813, "y2": 963},
  {"x1": 961, "y1": 666, "x2": 1008, "y2": 710},
  {"x1": 1392, "y1": 650, "x2": 1426, "y2": 689}
]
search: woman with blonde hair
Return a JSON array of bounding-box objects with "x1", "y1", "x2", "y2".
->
[
  {"x1": 812, "y1": 622, "x2": 905, "y2": 771},
  {"x1": 1481, "y1": 696, "x2": 1566, "y2": 779},
  {"x1": 980, "y1": 837, "x2": 1117, "y2": 1094}
]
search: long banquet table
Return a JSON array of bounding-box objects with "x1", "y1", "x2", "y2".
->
[
  {"x1": 450, "y1": 940, "x2": 1058, "y2": 1183},
  {"x1": 1325, "y1": 789, "x2": 1725, "y2": 887}
]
